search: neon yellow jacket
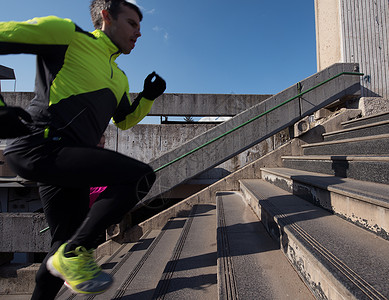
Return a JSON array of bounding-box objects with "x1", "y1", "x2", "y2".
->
[{"x1": 0, "y1": 16, "x2": 153, "y2": 147}]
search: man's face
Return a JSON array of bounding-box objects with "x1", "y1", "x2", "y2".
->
[{"x1": 102, "y1": 5, "x2": 141, "y2": 54}]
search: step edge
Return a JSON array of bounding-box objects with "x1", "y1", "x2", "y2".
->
[
  {"x1": 323, "y1": 120, "x2": 389, "y2": 137},
  {"x1": 341, "y1": 111, "x2": 389, "y2": 126},
  {"x1": 152, "y1": 204, "x2": 217, "y2": 299},
  {"x1": 239, "y1": 180, "x2": 388, "y2": 300},
  {"x1": 215, "y1": 194, "x2": 240, "y2": 300},
  {"x1": 301, "y1": 133, "x2": 389, "y2": 148},
  {"x1": 260, "y1": 167, "x2": 389, "y2": 208},
  {"x1": 110, "y1": 216, "x2": 192, "y2": 299},
  {"x1": 281, "y1": 155, "x2": 389, "y2": 162}
]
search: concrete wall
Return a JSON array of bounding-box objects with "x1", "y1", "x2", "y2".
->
[
  {"x1": 0, "y1": 92, "x2": 274, "y2": 253},
  {"x1": 315, "y1": 0, "x2": 389, "y2": 98},
  {"x1": 0, "y1": 213, "x2": 50, "y2": 252},
  {"x1": 148, "y1": 93, "x2": 272, "y2": 116},
  {"x1": 143, "y1": 63, "x2": 361, "y2": 202},
  {"x1": 0, "y1": 92, "x2": 272, "y2": 182},
  {"x1": 0, "y1": 92, "x2": 271, "y2": 117},
  {"x1": 104, "y1": 123, "x2": 288, "y2": 179}
]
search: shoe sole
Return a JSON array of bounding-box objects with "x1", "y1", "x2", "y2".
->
[
  {"x1": 64, "y1": 281, "x2": 108, "y2": 295},
  {"x1": 47, "y1": 256, "x2": 110, "y2": 295}
]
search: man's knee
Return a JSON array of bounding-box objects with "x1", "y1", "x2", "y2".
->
[{"x1": 136, "y1": 171, "x2": 156, "y2": 200}]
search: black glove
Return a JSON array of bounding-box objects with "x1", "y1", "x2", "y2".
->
[
  {"x1": 0, "y1": 95, "x2": 33, "y2": 138},
  {"x1": 6, "y1": 106, "x2": 33, "y2": 123},
  {"x1": 141, "y1": 71, "x2": 166, "y2": 100}
]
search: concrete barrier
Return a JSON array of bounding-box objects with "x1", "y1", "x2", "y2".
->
[
  {"x1": 0, "y1": 213, "x2": 50, "y2": 252},
  {"x1": 0, "y1": 92, "x2": 271, "y2": 116},
  {"x1": 144, "y1": 63, "x2": 361, "y2": 203}
]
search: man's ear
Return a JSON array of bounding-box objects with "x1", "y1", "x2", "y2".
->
[{"x1": 101, "y1": 9, "x2": 112, "y2": 25}]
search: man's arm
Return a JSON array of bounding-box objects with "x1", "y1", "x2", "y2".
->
[
  {"x1": 113, "y1": 72, "x2": 166, "y2": 130},
  {"x1": 112, "y1": 93, "x2": 154, "y2": 130},
  {"x1": 0, "y1": 16, "x2": 75, "y2": 54}
]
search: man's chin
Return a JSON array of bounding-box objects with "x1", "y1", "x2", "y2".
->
[{"x1": 122, "y1": 48, "x2": 133, "y2": 54}]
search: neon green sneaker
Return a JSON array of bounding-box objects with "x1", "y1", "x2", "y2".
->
[{"x1": 47, "y1": 243, "x2": 113, "y2": 294}]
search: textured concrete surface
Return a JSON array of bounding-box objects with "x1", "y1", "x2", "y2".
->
[
  {"x1": 217, "y1": 191, "x2": 314, "y2": 299},
  {"x1": 0, "y1": 213, "x2": 50, "y2": 252},
  {"x1": 302, "y1": 134, "x2": 389, "y2": 155},
  {"x1": 261, "y1": 167, "x2": 389, "y2": 239},
  {"x1": 240, "y1": 179, "x2": 389, "y2": 300},
  {"x1": 0, "y1": 92, "x2": 271, "y2": 117},
  {"x1": 0, "y1": 263, "x2": 39, "y2": 295},
  {"x1": 145, "y1": 63, "x2": 361, "y2": 202},
  {"x1": 323, "y1": 120, "x2": 389, "y2": 141},
  {"x1": 154, "y1": 204, "x2": 217, "y2": 300},
  {"x1": 282, "y1": 155, "x2": 389, "y2": 184},
  {"x1": 359, "y1": 97, "x2": 389, "y2": 116},
  {"x1": 148, "y1": 93, "x2": 272, "y2": 116},
  {"x1": 342, "y1": 110, "x2": 389, "y2": 129}
]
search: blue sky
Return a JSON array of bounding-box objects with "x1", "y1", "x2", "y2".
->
[{"x1": 0, "y1": 0, "x2": 317, "y2": 96}]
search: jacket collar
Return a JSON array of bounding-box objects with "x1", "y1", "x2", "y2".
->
[{"x1": 92, "y1": 29, "x2": 121, "y2": 58}]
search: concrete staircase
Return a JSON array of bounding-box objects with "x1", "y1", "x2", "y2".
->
[
  {"x1": 38, "y1": 111, "x2": 386, "y2": 299},
  {"x1": 51, "y1": 203, "x2": 313, "y2": 300},
  {"x1": 279, "y1": 111, "x2": 389, "y2": 238},
  {"x1": 235, "y1": 111, "x2": 389, "y2": 299},
  {"x1": 5, "y1": 63, "x2": 389, "y2": 299}
]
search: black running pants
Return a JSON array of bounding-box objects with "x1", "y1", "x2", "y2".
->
[{"x1": 5, "y1": 139, "x2": 156, "y2": 300}]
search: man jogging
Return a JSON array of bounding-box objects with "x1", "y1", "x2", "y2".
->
[{"x1": 0, "y1": 0, "x2": 166, "y2": 298}]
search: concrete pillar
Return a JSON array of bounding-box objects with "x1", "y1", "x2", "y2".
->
[
  {"x1": 314, "y1": 0, "x2": 343, "y2": 72},
  {"x1": 314, "y1": 0, "x2": 389, "y2": 98}
]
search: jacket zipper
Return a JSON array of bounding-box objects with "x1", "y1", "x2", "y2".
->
[{"x1": 109, "y1": 50, "x2": 121, "y2": 79}]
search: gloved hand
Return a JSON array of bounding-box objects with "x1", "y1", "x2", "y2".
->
[
  {"x1": 0, "y1": 106, "x2": 33, "y2": 138},
  {"x1": 141, "y1": 71, "x2": 166, "y2": 100},
  {"x1": 7, "y1": 106, "x2": 33, "y2": 123},
  {"x1": 0, "y1": 93, "x2": 33, "y2": 138}
]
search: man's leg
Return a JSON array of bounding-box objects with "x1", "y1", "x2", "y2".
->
[
  {"x1": 48, "y1": 146, "x2": 156, "y2": 250},
  {"x1": 5, "y1": 143, "x2": 155, "y2": 190},
  {"x1": 6, "y1": 143, "x2": 155, "y2": 295},
  {"x1": 31, "y1": 185, "x2": 90, "y2": 300}
]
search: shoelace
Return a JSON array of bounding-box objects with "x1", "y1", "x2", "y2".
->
[{"x1": 67, "y1": 247, "x2": 101, "y2": 280}]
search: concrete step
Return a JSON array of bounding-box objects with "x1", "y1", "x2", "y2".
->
[
  {"x1": 260, "y1": 167, "x2": 389, "y2": 240},
  {"x1": 342, "y1": 111, "x2": 389, "y2": 129},
  {"x1": 0, "y1": 243, "x2": 119, "y2": 296},
  {"x1": 57, "y1": 214, "x2": 191, "y2": 300},
  {"x1": 323, "y1": 120, "x2": 389, "y2": 141},
  {"x1": 56, "y1": 204, "x2": 217, "y2": 300},
  {"x1": 56, "y1": 240, "x2": 141, "y2": 299},
  {"x1": 281, "y1": 155, "x2": 389, "y2": 185},
  {"x1": 0, "y1": 263, "x2": 39, "y2": 295},
  {"x1": 0, "y1": 296, "x2": 31, "y2": 300},
  {"x1": 216, "y1": 191, "x2": 314, "y2": 299},
  {"x1": 153, "y1": 204, "x2": 217, "y2": 299},
  {"x1": 301, "y1": 134, "x2": 389, "y2": 156},
  {"x1": 239, "y1": 179, "x2": 389, "y2": 300}
]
